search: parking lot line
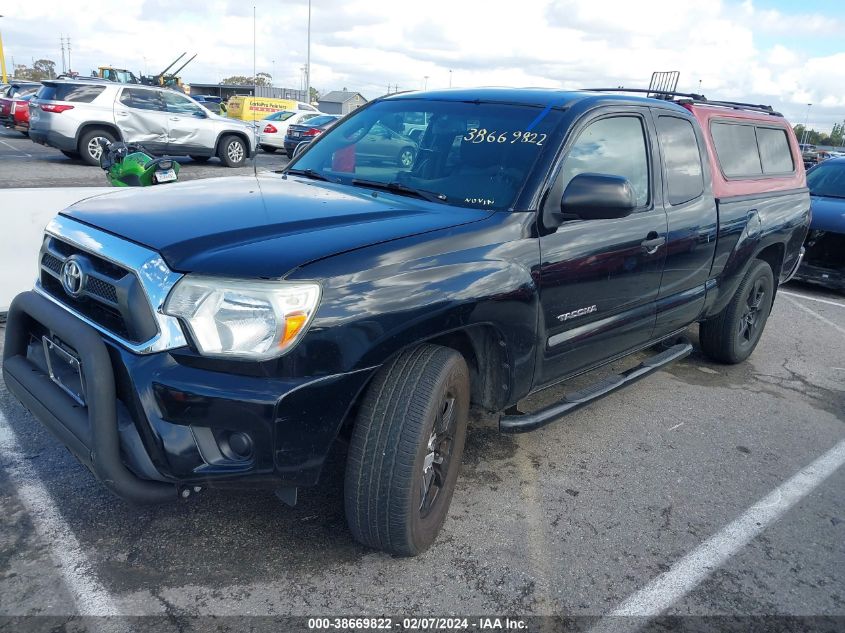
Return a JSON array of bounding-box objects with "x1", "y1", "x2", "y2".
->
[
  {"x1": 604, "y1": 437, "x2": 845, "y2": 619},
  {"x1": 0, "y1": 409, "x2": 121, "y2": 617},
  {"x1": 783, "y1": 296, "x2": 845, "y2": 336},
  {"x1": 780, "y1": 290, "x2": 845, "y2": 309}
]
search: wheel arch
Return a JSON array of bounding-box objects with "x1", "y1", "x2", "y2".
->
[
  {"x1": 215, "y1": 129, "x2": 252, "y2": 157},
  {"x1": 76, "y1": 122, "x2": 122, "y2": 145}
]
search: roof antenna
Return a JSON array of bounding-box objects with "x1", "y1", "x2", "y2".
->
[{"x1": 252, "y1": 4, "x2": 258, "y2": 179}]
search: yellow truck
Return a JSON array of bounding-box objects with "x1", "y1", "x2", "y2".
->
[{"x1": 226, "y1": 96, "x2": 317, "y2": 121}]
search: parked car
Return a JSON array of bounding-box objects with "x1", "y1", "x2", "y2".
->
[
  {"x1": 2, "y1": 88, "x2": 809, "y2": 557},
  {"x1": 29, "y1": 79, "x2": 255, "y2": 166},
  {"x1": 258, "y1": 110, "x2": 322, "y2": 152},
  {"x1": 1, "y1": 81, "x2": 40, "y2": 98},
  {"x1": 191, "y1": 95, "x2": 224, "y2": 113},
  {"x1": 353, "y1": 120, "x2": 419, "y2": 167},
  {"x1": 0, "y1": 91, "x2": 36, "y2": 135},
  {"x1": 793, "y1": 158, "x2": 845, "y2": 292},
  {"x1": 799, "y1": 143, "x2": 819, "y2": 168},
  {"x1": 283, "y1": 114, "x2": 340, "y2": 157}
]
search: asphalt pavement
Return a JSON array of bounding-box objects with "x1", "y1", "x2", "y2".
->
[
  {"x1": 0, "y1": 130, "x2": 842, "y2": 631},
  {"x1": 0, "y1": 128, "x2": 288, "y2": 186}
]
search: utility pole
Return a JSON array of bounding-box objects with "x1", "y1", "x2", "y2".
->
[
  {"x1": 67, "y1": 36, "x2": 72, "y2": 74},
  {"x1": 60, "y1": 36, "x2": 66, "y2": 74},
  {"x1": 0, "y1": 15, "x2": 7, "y2": 84},
  {"x1": 305, "y1": 0, "x2": 311, "y2": 103}
]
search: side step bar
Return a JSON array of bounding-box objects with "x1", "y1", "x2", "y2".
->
[{"x1": 499, "y1": 342, "x2": 693, "y2": 434}]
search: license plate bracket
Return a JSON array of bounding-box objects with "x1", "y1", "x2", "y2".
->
[{"x1": 42, "y1": 336, "x2": 86, "y2": 406}]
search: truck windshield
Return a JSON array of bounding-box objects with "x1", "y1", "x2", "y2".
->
[{"x1": 287, "y1": 99, "x2": 563, "y2": 210}]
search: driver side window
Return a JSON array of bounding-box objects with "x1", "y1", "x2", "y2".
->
[
  {"x1": 561, "y1": 116, "x2": 650, "y2": 207},
  {"x1": 162, "y1": 91, "x2": 203, "y2": 116}
]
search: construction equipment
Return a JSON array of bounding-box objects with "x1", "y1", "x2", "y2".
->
[
  {"x1": 142, "y1": 52, "x2": 197, "y2": 91},
  {"x1": 96, "y1": 66, "x2": 140, "y2": 84}
]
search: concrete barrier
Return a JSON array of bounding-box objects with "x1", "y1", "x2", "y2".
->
[{"x1": 0, "y1": 188, "x2": 113, "y2": 312}]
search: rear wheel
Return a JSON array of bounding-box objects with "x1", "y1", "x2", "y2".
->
[
  {"x1": 78, "y1": 129, "x2": 115, "y2": 166},
  {"x1": 260, "y1": 144, "x2": 277, "y2": 153},
  {"x1": 190, "y1": 155, "x2": 210, "y2": 163},
  {"x1": 218, "y1": 135, "x2": 247, "y2": 167},
  {"x1": 700, "y1": 260, "x2": 774, "y2": 364},
  {"x1": 344, "y1": 345, "x2": 470, "y2": 556}
]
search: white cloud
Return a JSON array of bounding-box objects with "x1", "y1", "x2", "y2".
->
[{"x1": 2, "y1": 0, "x2": 844, "y2": 131}]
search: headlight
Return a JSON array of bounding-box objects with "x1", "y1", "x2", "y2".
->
[{"x1": 163, "y1": 276, "x2": 321, "y2": 359}]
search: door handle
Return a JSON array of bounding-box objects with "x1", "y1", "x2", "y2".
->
[
  {"x1": 169, "y1": 117, "x2": 181, "y2": 121},
  {"x1": 641, "y1": 233, "x2": 666, "y2": 254}
]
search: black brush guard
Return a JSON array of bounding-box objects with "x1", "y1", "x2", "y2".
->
[{"x1": 2, "y1": 291, "x2": 176, "y2": 503}]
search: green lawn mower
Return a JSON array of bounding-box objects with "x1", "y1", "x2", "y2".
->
[{"x1": 98, "y1": 139, "x2": 181, "y2": 187}]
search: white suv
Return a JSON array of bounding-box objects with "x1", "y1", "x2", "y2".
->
[{"x1": 29, "y1": 80, "x2": 255, "y2": 166}]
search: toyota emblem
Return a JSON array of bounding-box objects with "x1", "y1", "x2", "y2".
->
[{"x1": 61, "y1": 257, "x2": 85, "y2": 297}]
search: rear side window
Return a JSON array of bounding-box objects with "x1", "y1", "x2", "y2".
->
[
  {"x1": 120, "y1": 88, "x2": 164, "y2": 111},
  {"x1": 756, "y1": 127, "x2": 794, "y2": 174},
  {"x1": 657, "y1": 116, "x2": 704, "y2": 205},
  {"x1": 711, "y1": 123, "x2": 762, "y2": 177},
  {"x1": 36, "y1": 84, "x2": 105, "y2": 103}
]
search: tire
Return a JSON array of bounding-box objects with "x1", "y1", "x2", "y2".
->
[
  {"x1": 260, "y1": 144, "x2": 277, "y2": 153},
  {"x1": 218, "y1": 135, "x2": 247, "y2": 167},
  {"x1": 78, "y1": 129, "x2": 116, "y2": 166},
  {"x1": 344, "y1": 344, "x2": 470, "y2": 556},
  {"x1": 61, "y1": 150, "x2": 80, "y2": 160},
  {"x1": 700, "y1": 260, "x2": 775, "y2": 364},
  {"x1": 190, "y1": 155, "x2": 210, "y2": 163},
  {"x1": 397, "y1": 146, "x2": 415, "y2": 168}
]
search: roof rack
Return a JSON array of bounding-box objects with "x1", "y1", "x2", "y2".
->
[{"x1": 585, "y1": 87, "x2": 782, "y2": 117}]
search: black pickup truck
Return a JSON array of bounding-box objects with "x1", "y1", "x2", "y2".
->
[{"x1": 3, "y1": 88, "x2": 810, "y2": 556}]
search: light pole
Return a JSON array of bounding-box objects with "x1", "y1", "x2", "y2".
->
[
  {"x1": 423, "y1": 75, "x2": 429, "y2": 90},
  {"x1": 305, "y1": 0, "x2": 311, "y2": 103},
  {"x1": 800, "y1": 103, "x2": 812, "y2": 146},
  {"x1": 272, "y1": 59, "x2": 275, "y2": 87},
  {"x1": 0, "y1": 15, "x2": 7, "y2": 84},
  {"x1": 449, "y1": 69, "x2": 452, "y2": 88}
]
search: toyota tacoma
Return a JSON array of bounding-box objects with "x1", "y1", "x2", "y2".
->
[{"x1": 3, "y1": 88, "x2": 810, "y2": 555}]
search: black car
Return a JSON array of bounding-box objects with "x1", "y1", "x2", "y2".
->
[
  {"x1": 2, "y1": 88, "x2": 809, "y2": 557},
  {"x1": 283, "y1": 114, "x2": 339, "y2": 157}
]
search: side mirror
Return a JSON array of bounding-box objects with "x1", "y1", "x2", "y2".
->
[
  {"x1": 556, "y1": 173, "x2": 637, "y2": 223},
  {"x1": 192, "y1": 109, "x2": 208, "y2": 118}
]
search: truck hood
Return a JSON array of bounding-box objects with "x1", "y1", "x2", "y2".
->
[
  {"x1": 61, "y1": 175, "x2": 492, "y2": 278},
  {"x1": 810, "y1": 195, "x2": 845, "y2": 233}
]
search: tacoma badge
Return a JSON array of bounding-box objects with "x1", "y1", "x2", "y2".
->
[{"x1": 557, "y1": 305, "x2": 597, "y2": 322}]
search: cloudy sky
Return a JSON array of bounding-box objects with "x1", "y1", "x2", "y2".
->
[{"x1": 3, "y1": 0, "x2": 844, "y2": 131}]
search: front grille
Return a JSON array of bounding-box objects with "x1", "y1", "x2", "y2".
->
[{"x1": 38, "y1": 236, "x2": 159, "y2": 344}]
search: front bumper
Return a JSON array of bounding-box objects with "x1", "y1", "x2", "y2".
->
[
  {"x1": 29, "y1": 128, "x2": 77, "y2": 152},
  {"x1": 3, "y1": 291, "x2": 375, "y2": 504}
]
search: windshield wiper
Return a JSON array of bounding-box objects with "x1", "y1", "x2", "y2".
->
[
  {"x1": 350, "y1": 179, "x2": 448, "y2": 203},
  {"x1": 285, "y1": 168, "x2": 338, "y2": 183}
]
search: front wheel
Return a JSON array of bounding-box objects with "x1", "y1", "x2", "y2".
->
[
  {"x1": 700, "y1": 260, "x2": 775, "y2": 364},
  {"x1": 344, "y1": 345, "x2": 470, "y2": 556},
  {"x1": 218, "y1": 135, "x2": 247, "y2": 167}
]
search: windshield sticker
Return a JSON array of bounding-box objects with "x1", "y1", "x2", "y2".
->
[{"x1": 463, "y1": 129, "x2": 547, "y2": 146}]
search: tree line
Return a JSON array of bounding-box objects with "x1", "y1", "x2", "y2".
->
[{"x1": 793, "y1": 122, "x2": 845, "y2": 147}]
